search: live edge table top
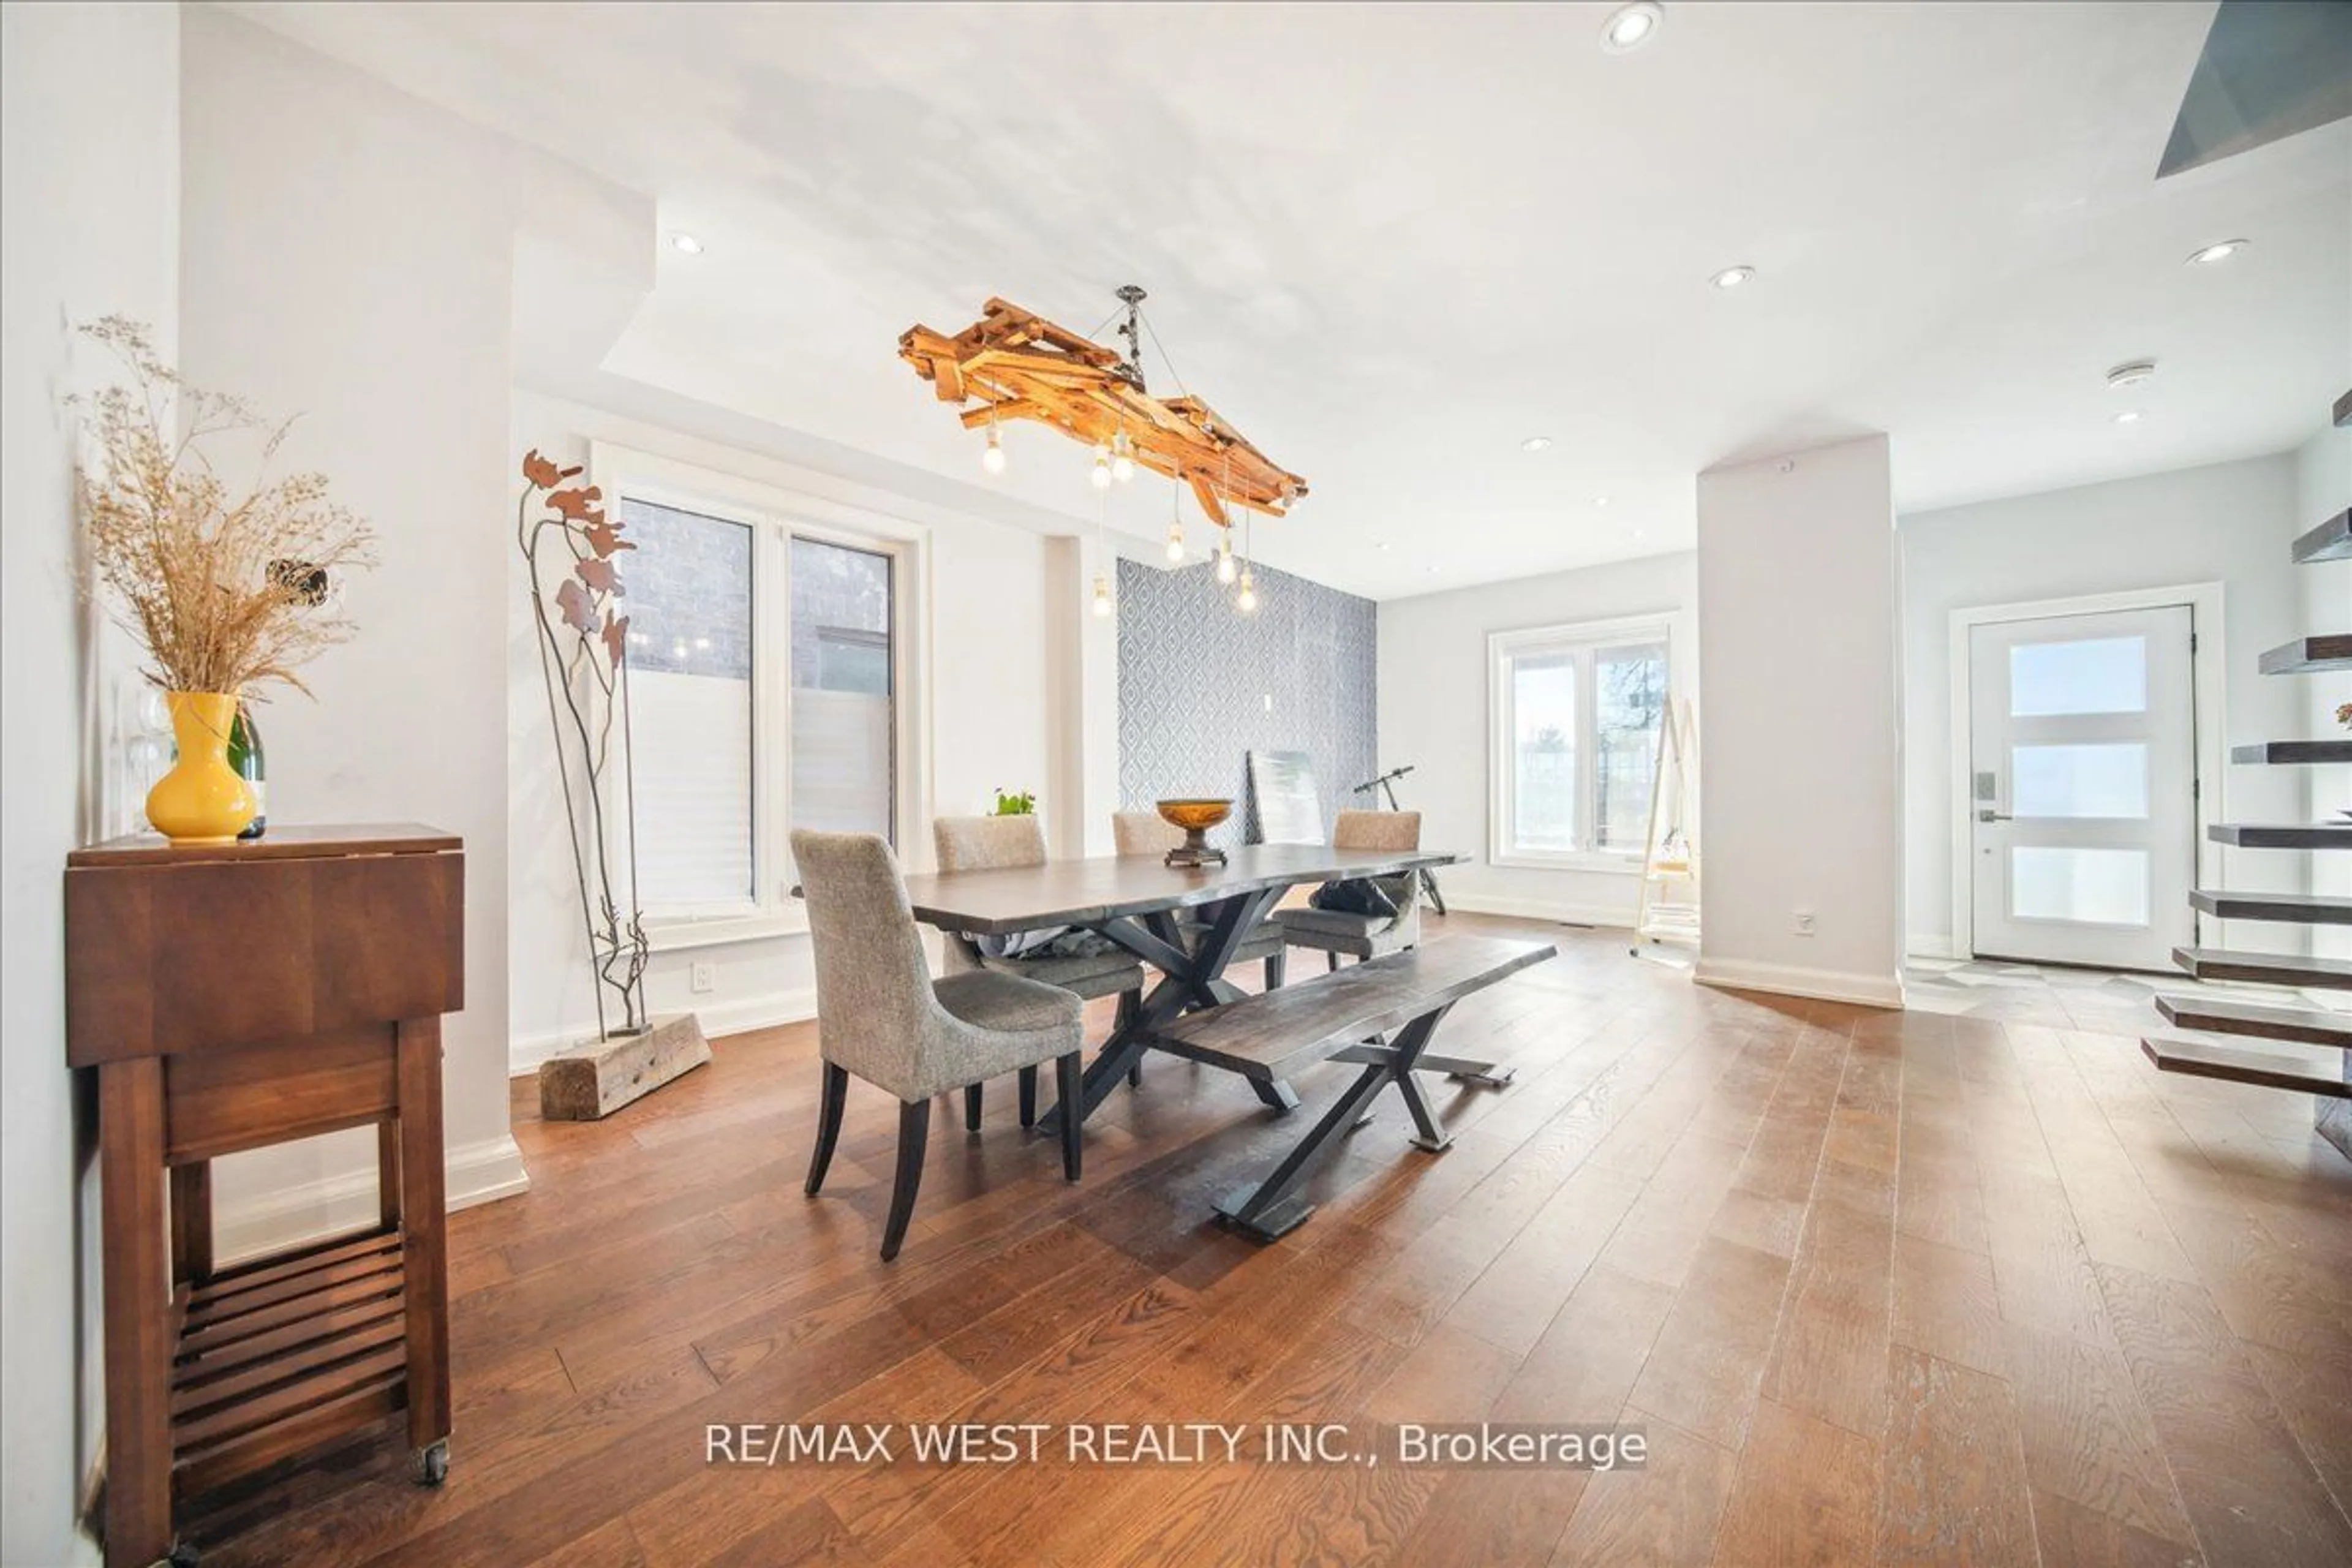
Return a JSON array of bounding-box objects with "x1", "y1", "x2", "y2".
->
[{"x1": 875, "y1": 844, "x2": 1463, "y2": 935}]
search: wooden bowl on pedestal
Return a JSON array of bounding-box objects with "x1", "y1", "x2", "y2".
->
[{"x1": 1156, "y1": 798, "x2": 1232, "y2": 868}]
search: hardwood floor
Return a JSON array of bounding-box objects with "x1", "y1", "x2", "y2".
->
[{"x1": 183, "y1": 915, "x2": 2352, "y2": 1567}]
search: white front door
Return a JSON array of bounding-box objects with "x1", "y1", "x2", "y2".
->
[{"x1": 1967, "y1": 606, "x2": 2196, "y2": 970}]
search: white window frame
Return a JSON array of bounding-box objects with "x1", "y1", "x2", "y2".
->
[
  {"x1": 590, "y1": 443, "x2": 929, "y2": 952},
  {"x1": 1487, "y1": 612, "x2": 1673, "y2": 873}
]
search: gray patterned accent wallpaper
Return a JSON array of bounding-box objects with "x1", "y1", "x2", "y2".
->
[{"x1": 1117, "y1": 554, "x2": 1378, "y2": 848}]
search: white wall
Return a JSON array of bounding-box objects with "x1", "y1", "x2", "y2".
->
[
  {"x1": 1900, "y1": 454, "x2": 2309, "y2": 959},
  {"x1": 2, "y1": 7, "x2": 179, "y2": 1558},
  {"x1": 1696, "y1": 436, "x2": 1904, "y2": 1006},
  {"x1": 177, "y1": 7, "x2": 527, "y2": 1253},
  {"x1": 506, "y1": 387, "x2": 1069, "y2": 1063},
  {"x1": 1377, "y1": 552, "x2": 1698, "y2": 927}
]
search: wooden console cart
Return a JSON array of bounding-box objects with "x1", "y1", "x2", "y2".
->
[{"x1": 67, "y1": 826, "x2": 464, "y2": 1568}]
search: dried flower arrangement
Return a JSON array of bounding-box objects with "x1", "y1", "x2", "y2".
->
[
  {"x1": 518, "y1": 450, "x2": 648, "y2": 1038},
  {"x1": 76, "y1": 317, "x2": 377, "y2": 696}
]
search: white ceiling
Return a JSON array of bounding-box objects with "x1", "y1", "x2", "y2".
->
[{"x1": 235, "y1": 1, "x2": 2351, "y2": 601}]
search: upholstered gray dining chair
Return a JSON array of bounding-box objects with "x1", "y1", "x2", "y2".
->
[
  {"x1": 793, "y1": 830, "x2": 1084, "y2": 1261},
  {"x1": 1110, "y1": 810, "x2": 1287, "y2": 990},
  {"x1": 934, "y1": 814, "x2": 1148, "y2": 1111},
  {"x1": 1273, "y1": 810, "x2": 1424, "y2": 970}
]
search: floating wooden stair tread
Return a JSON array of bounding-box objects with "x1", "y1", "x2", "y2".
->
[
  {"x1": 2171, "y1": 946, "x2": 2352, "y2": 989},
  {"x1": 2258, "y1": 635, "x2": 2352, "y2": 674},
  {"x1": 2155, "y1": 994, "x2": 2352, "y2": 1047},
  {"x1": 2192, "y1": 889, "x2": 2352, "y2": 924},
  {"x1": 2141, "y1": 1037, "x2": 2352, "y2": 1096},
  {"x1": 2231, "y1": 740, "x2": 2352, "y2": 765},
  {"x1": 2207, "y1": 821, "x2": 2352, "y2": 850},
  {"x1": 2293, "y1": 509, "x2": 2352, "y2": 564}
]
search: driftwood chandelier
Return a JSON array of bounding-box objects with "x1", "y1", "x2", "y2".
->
[{"x1": 899, "y1": 286, "x2": 1306, "y2": 616}]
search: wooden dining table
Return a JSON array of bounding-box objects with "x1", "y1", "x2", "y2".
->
[{"x1": 889, "y1": 842, "x2": 1481, "y2": 1128}]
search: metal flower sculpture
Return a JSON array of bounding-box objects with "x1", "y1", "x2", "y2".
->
[{"x1": 518, "y1": 450, "x2": 649, "y2": 1038}]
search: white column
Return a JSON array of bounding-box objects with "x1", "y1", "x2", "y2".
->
[{"x1": 1694, "y1": 435, "x2": 1905, "y2": 1007}]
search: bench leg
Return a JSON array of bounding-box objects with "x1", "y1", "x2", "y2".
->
[
  {"x1": 1215, "y1": 1064, "x2": 1391, "y2": 1242},
  {"x1": 1420, "y1": 1053, "x2": 1517, "y2": 1088},
  {"x1": 1332, "y1": 1043, "x2": 1517, "y2": 1090},
  {"x1": 1251, "y1": 1078, "x2": 1302, "y2": 1116}
]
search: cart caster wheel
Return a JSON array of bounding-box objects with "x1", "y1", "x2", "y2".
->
[{"x1": 412, "y1": 1439, "x2": 450, "y2": 1487}]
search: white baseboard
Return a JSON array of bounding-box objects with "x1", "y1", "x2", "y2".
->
[
  {"x1": 1692, "y1": 956, "x2": 1906, "y2": 1010},
  {"x1": 211, "y1": 1134, "x2": 532, "y2": 1268},
  {"x1": 1440, "y1": 893, "x2": 1638, "y2": 930},
  {"x1": 1906, "y1": 932, "x2": 1957, "y2": 960},
  {"x1": 509, "y1": 987, "x2": 817, "y2": 1077}
]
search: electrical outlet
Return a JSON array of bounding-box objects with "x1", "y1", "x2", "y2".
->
[
  {"x1": 1792, "y1": 910, "x2": 1817, "y2": 937},
  {"x1": 690, "y1": 960, "x2": 717, "y2": 995},
  {"x1": 1262, "y1": 693, "x2": 1273, "y2": 713}
]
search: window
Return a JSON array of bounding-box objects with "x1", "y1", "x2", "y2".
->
[
  {"x1": 622, "y1": 499, "x2": 757, "y2": 911},
  {"x1": 1490, "y1": 619, "x2": 1670, "y2": 867},
  {"x1": 597, "y1": 447, "x2": 915, "y2": 946}
]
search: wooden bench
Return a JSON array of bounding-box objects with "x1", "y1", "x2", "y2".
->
[{"x1": 1157, "y1": 935, "x2": 1556, "y2": 1240}]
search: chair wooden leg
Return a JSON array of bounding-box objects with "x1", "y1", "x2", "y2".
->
[
  {"x1": 965, "y1": 1083, "x2": 984, "y2": 1133},
  {"x1": 882, "y1": 1098, "x2": 930, "y2": 1261},
  {"x1": 1118, "y1": 987, "x2": 1144, "y2": 1087},
  {"x1": 1265, "y1": 951, "x2": 1286, "y2": 990},
  {"x1": 1056, "y1": 1052, "x2": 1084, "y2": 1182},
  {"x1": 1019, "y1": 1065, "x2": 1038, "y2": 1128},
  {"x1": 805, "y1": 1062, "x2": 848, "y2": 1196},
  {"x1": 1327, "y1": 951, "x2": 1341, "y2": 973}
]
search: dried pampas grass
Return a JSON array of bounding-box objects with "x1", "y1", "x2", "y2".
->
[{"x1": 75, "y1": 317, "x2": 377, "y2": 696}]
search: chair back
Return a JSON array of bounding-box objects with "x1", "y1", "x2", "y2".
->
[
  {"x1": 1333, "y1": 809, "x2": 1421, "y2": 852},
  {"x1": 791, "y1": 831, "x2": 937, "y2": 1087},
  {"x1": 1112, "y1": 810, "x2": 1183, "y2": 858},
  {"x1": 933, "y1": 814, "x2": 1047, "y2": 873}
]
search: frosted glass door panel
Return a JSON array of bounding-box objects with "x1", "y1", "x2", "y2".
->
[
  {"x1": 2010, "y1": 847, "x2": 2150, "y2": 927},
  {"x1": 2012, "y1": 744, "x2": 2149, "y2": 820},
  {"x1": 2009, "y1": 636, "x2": 2147, "y2": 717},
  {"x1": 1968, "y1": 604, "x2": 2193, "y2": 968}
]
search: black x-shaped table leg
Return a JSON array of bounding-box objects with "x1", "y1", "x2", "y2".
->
[
  {"x1": 1213, "y1": 1002, "x2": 1458, "y2": 1243},
  {"x1": 1038, "y1": 884, "x2": 1298, "y2": 1133}
]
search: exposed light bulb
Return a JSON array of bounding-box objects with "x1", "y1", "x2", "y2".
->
[
  {"x1": 1235, "y1": 569, "x2": 1259, "y2": 614},
  {"x1": 1165, "y1": 522, "x2": 1186, "y2": 564},
  {"x1": 1112, "y1": 430, "x2": 1136, "y2": 483},
  {"x1": 1215, "y1": 538, "x2": 1238, "y2": 584},
  {"x1": 981, "y1": 424, "x2": 1006, "y2": 474},
  {"x1": 1090, "y1": 445, "x2": 1113, "y2": 489},
  {"x1": 1091, "y1": 573, "x2": 1114, "y2": 617}
]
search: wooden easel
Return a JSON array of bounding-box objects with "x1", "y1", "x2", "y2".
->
[{"x1": 1632, "y1": 698, "x2": 1700, "y2": 954}]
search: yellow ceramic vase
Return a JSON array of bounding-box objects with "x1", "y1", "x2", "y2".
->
[{"x1": 146, "y1": 691, "x2": 257, "y2": 845}]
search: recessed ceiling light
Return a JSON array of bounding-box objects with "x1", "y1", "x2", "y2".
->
[
  {"x1": 1600, "y1": 1, "x2": 1664, "y2": 54},
  {"x1": 1521, "y1": 435, "x2": 1555, "y2": 453},
  {"x1": 2186, "y1": 238, "x2": 2248, "y2": 266},
  {"x1": 1711, "y1": 265, "x2": 1755, "y2": 290},
  {"x1": 670, "y1": 232, "x2": 705, "y2": 255},
  {"x1": 2105, "y1": 360, "x2": 2157, "y2": 389},
  {"x1": 2113, "y1": 410, "x2": 2143, "y2": 424},
  {"x1": 1593, "y1": 496, "x2": 1611, "y2": 508},
  {"x1": 1376, "y1": 542, "x2": 1392, "y2": 552}
]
